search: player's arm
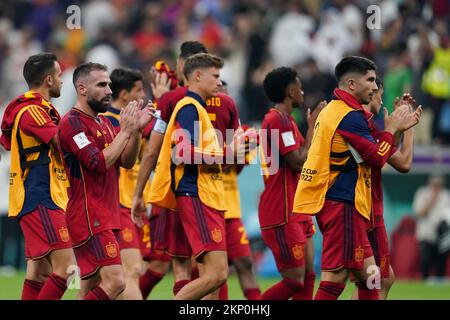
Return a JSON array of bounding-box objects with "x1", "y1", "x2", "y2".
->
[
  {"x1": 336, "y1": 111, "x2": 395, "y2": 169},
  {"x1": 20, "y1": 106, "x2": 59, "y2": 149},
  {"x1": 388, "y1": 128, "x2": 414, "y2": 173},
  {"x1": 59, "y1": 118, "x2": 111, "y2": 174},
  {"x1": 174, "y1": 105, "x2": 224, "y2": 164},
  {"x1": 284, "y1": 102, "x2": 326, "y2": 172},
  {"x1": 119, "y1": 100, "x2": 155, "y2": 169},
  {"x1": 131, "y1": 128, "x2": 165, "y2": 226}
]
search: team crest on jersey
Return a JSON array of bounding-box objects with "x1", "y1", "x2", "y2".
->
[
  {"x1": 105, "y1": 242, "x2": 118, "y2": 258},
  {"x1": 292, "y1": 244, "x2": 304, "y2": 260},
  {"x1": 355, "y1": 246, "x2": 364, "y2": 262},
  {"x1": 122, "y1": 228, "x2": 133, "y2": 243},
  {"x1": 211, "y1": 228, "x2": 222, "y2": 243},
  {"x1": 96, "y1": 130, "x2": 102, "y2": 137},
  {"x1": 380, "y1": 256, "x2": 387, "y2": 271},
  {"x1": 59, "y1": 227, "x2": 70, "y2": 242}
]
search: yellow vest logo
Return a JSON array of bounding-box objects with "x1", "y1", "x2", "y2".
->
[
  {"x1": 211, "y1": 228, "x2": 223, "y2": 243},
  {"x1": 105, "y1": 242, "x2": 118, "y2": 258},
  {"x1": 96, "y1": 130, "x2": 102, "y2": 137}
]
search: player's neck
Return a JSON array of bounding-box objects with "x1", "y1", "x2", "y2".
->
[
  {"x1": 29, "y1": 87, "x2": 51, "y2": 102},
  {"x1": 188, "y1": 86, "x2": 209, "y2": 102},
  {"x1": 275, "y1": 101, "x2": 292, "y2": 114},
  {"x1": 110, "y1": 100, "x2": 125, "y2": 112},
  {"x1": 75, "y1": 100, "x2": 97, "y2": 118}
]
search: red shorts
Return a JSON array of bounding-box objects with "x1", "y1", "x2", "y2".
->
[
  {"x1": 147, "y1": 207, "x2": 171, "y2": 262},
  {"x1": 166, "y1": 209, "x2": 192, "y2": 258},
  {"x1": 225, "y1": 218, "x2": 252, "y2": 261},
  {"x1": 261, "y1": 218, "x2": 315, "y2": 272},
  {"x1": 19, "y1": 205, "x2": 72, "y2": 260},
  {"x1": 117, "y1": 207, "x2": 141, "y2": 250},
  {"x1": 316, "y1": 200, "x2": 372, "y2": 271},
  {"x1": 74, "y1": 229, "x2": 122, "y2": 279},
  {"x1": 177, "y1": 196, "x2": 227, "y2": 260},
  {"x1": 367, "y1": 224, "x2": 391, "y2": 278}
]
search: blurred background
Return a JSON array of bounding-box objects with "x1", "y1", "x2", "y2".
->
[{"x1": 0, "y1": 0, "x2": 450, "y2": 293}]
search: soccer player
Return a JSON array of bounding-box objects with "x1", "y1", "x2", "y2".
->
[
  {"x1": 292, "y1": 56, "x2": 421, "y2": 300},
  {"x1": 132, "y1": 41, "x2": 260, "y2": 299},
  {"x1": 0, "y1": 53, "x2": 76, "y2": 300},
  {"x1": 216, "y1": 80, "x2": 262, "y2": 300},
  {"x1": 58, "y1": 62, "x2": 153, "y2": 300},
  {"x1": 102, "y1": 67, "x2": 154, "y2": 299},
  {"x1": 259, "y1": 67, "x2": 324, "y2": 300},
  {"x1": 351, "y1": 81, "x2": 421, "y2": 299},
  {"x1": 149, "y1": 53, "x2": 229, "y2": 300}
]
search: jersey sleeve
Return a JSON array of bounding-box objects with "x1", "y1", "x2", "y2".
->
[
  {"x1": 269, "y1": 113, "x2": 300, "y2": 156},
  {"x1": 58, "y1": 117, "x2": 107, "y2": 174},
  {"x1": 19, "y1": 105, "x2": 58, "y2": 144},
  {"x1": 226, "y1": 96, "x2": 240, "y2": 131},
  {"x1": 158, "y1": 92, "x2": 173, "y2": 123},
  {"x1": 336, "y1": 111, "x2": 394, "y2": 168}
]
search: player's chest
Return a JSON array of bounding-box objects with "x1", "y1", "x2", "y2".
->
[{"x1": 86, "y1": 119, "x2": 115, "y2": 149}]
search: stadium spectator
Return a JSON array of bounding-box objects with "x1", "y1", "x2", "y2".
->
[{"x1": 413, "y1": 174, "x2": 450, "y2": 280}]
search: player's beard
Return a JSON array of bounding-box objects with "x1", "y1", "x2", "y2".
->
[
  {"x1": 49, "y1": 83, "x2": 61, "y2": 98},
  {"x1": 87, "y1": 96, "x2": 109, "y2": 113}
]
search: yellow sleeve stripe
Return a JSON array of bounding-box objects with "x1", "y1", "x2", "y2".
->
[
  {"x1": 193, "y1": 146, "x2": 224, "y2": 156},
  {"x1": 28, "y1": 106, "x2": 47, "y2": 126},
  {"x1": 378, "y1": 141, "x2": 390, "y2": 154},
  {"x1": 377, "y1": 144, "x2": 391, "y2": 156}
]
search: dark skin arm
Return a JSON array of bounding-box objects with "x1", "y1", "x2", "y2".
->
[{"x1": 284, "y1": 101, "x2": 326, "y2": 172}]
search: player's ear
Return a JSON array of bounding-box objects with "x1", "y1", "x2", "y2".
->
[
  {"x1": 287, "y1": 86, "x2": 294, "y2": 99},
  {"x1": 78, "y1": 83, "x2": 87, "y2": 96},
  {"x1": 348, "y1": 77, "x2": 356, "y2": 91},
  {"x1": 45, "y1": 74, "x2": 53, "y2": 87},
  {"x1": 119, "y1": 89, "x2": 128, "y2": 102},
  {"x1": 195, "y1": 69, "x2": 201, "y2": 83}
]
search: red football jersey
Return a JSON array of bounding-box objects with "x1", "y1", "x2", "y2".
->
[
  {"x1": 370, "y1": 119, "x2": 397, "y2": 227},
  {"x1": 259, "y1": 108, "x2": 308, "y2": 229},
  {"x1": 58, "y1": 108, "x2": 121, "y2": 246},
  {"x1": 157, "y1": 86, "x2": 240, "y2": 139}
]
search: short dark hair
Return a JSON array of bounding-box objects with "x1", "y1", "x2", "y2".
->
[
  {"x1": 334, "y1": 56, "x2": 377, "y2": 82},
  {"x1": 73, "y1": 62, "x2": 108, "y2": 86},
  {"x1": 179, "y1": 41, "x2": 208, "y2": 60},
  {"x1": 263, "y1": 67, "x2": 298, "y2": 103},
  {"x1": 23, "y1": 53, "x2": 57, "y2": 88},
  {"x1": 183, "y1": 53, "x2": 224, "y2": 79},
  {"x1": 376, "y1": 77, "x2": 383, "y2": 89},
  {"x1": 110, "y1": 68, "x2": 143, "y2": 100}
]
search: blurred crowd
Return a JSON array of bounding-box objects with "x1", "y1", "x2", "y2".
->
[{"x1": 0, "y1": 0, "x2": 449, "y2": 144}]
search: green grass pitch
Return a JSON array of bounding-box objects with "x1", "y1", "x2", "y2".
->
[{"x1": 1, "y1": 271, "x2": 450, "y2": 300}]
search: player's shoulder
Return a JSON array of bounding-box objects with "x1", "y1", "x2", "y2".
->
[
  {"x1": 263, "y1": 108, "x2": 292, "y2": 128},
  {"x1": 161, "y1": 86, "x2": 188, "y2": 102},
  {"x1": 216, "y1": 92, "x2": 236, "y2": 106},
  {"x1": 338, "y1": 109, "x2": 367, "y2": 130},
  {"x1": 59, "y1": 109, "x2": 89, "y2": 132}
]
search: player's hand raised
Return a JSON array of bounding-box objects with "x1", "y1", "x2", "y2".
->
[
  {"x1": 136, "y1": 99, "x2": 156, "y2": 131},
  {"x1": 120, "y1": 100, "x2": 139, "y2": 134},
  {"x1": 150, "y1": 68, "x2": 172, "y2": 99},
  {"x1": 307, "y1": 100, "x2": 326, "y2": 128}
]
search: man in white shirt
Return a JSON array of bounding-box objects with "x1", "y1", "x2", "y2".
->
[{"x1": 413, "y1": 174, "x2": 450, "y2": 279}]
